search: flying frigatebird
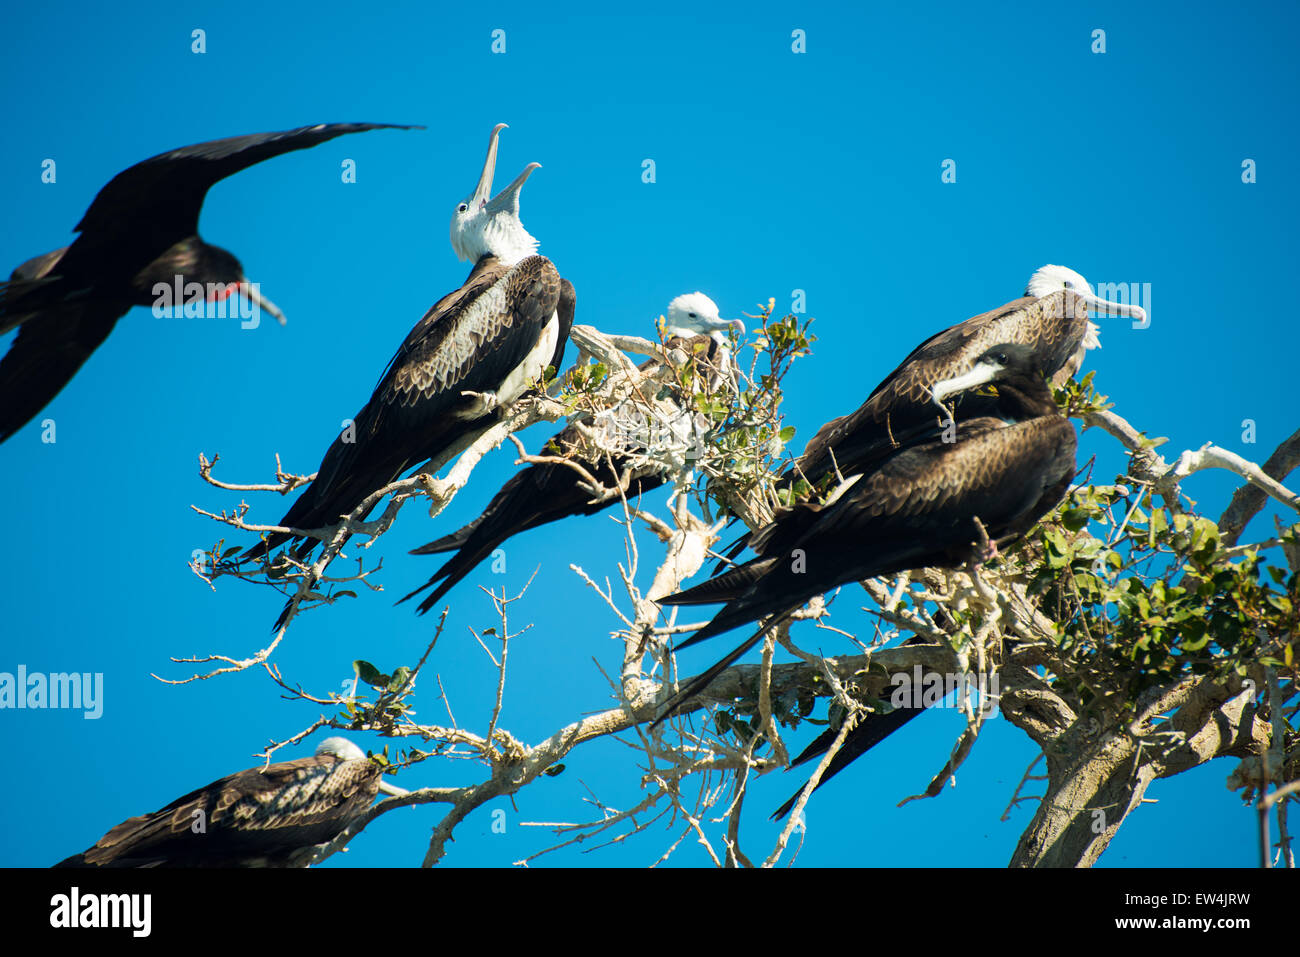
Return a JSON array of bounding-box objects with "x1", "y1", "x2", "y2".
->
[
  {"x1": 654, "y1": 343, "x2": 1077, "y2": 737},
  {"x1": 0, "y1": 122, "x2": 419, "y2": 443},
  {"x1": 54, "y1": 737, "x2": 405, "y2": 868},
  {"x1": 399, "y1": 292, "x2": 744, "y2": 614},
  {"x1": 250, "y1": 125, "x2": 574, "y2": 595}
]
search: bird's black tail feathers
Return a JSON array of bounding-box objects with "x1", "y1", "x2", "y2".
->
[
  {"x1": 771, "y1": 703, "x2": 926, "y2": 820},
  {"x1": 651, "y1": 609, "x2": 797, "y2": 729}
]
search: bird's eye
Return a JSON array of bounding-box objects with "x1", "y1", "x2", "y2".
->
[{"x1": 457, "y1": 203, "x2": 469, "y2": 213}]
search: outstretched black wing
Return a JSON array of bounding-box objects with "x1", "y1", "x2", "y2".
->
[
  {"x1": 1, "y1": 123, "x2": 420, "y2": 444},
  {"x1": 73, "y1": 123, "x2": 422, "y2": 241},
  {"x1": 0, "y1": 300, "x2": 125, "y2": 442}
]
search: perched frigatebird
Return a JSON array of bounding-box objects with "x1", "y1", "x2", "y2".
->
[
  {"x1": 399, "y1": 293, "x2": 743, "y2": 614},
  {"x1": 0, "y1": 122, "x2": 418, "y2": 443},
  {"x1": 654, "y1": 342, "x2": 1077, "y2": 727},
  {"x1": 713, "y1": 265, "x2": 1140, "y2": 568},
  {"x1": 786, "y1": 265, "x2": 1140, "y2": 490},
  {"x1": 250, "y1": 125, "x2": 574, "y2": 594},
  {"x1": 54, "y1": 738, "x2": 405, "y2": 868}
]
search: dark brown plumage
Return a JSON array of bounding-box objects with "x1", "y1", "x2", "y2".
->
[
  {"x1": 772, "y1": 690, "x2": 927, "y2": 820},
  {"x1": 716, "y1": 267, "x2": 1133, "y2": 570},
  {"x1": 655, "y1": 343, "x2": 1077, "y2": 726},
  {"x1": 250, "y1": 127, "x2": 573, "y2": 607},
  {"x1": 789, "y1": 289, "x2": 1090, "y2": 488},
  {"x1": 54, "y1": 739, "x2": 388, "y2": 868},
  {"x1": 253, "y1": 256, "x2": 574, "y2": 576},
  {"x1": 400, "y1": 334, "x2": 724, "y2": 614},
  {"x1": 0, "y1": 122, "x2": 419, "y2": 443}
]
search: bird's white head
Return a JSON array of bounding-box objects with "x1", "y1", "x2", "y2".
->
[
  {"x1": 315, "y1": 737, "x2": 367, "y2": 761},
  {"x1": 663, "y1": 292, "x2": 746, "y2": 340},
  {"x1": 449, "y1": 123, "x2": 541, "y2": 266},
  {"x1": 1025, "y1": 263, "x2": 1147, "y2": 336},
  {"x1": 1026, "y1": 264, "x2": 1094, "y2": 299}
]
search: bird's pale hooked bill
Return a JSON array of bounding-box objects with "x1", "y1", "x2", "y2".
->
[
  {"x1": 469, "y1": 123, "x2": 541, "y2": 215},
  {"x1": 239, "y1": 279, "x2": 285, "y2": 325}
]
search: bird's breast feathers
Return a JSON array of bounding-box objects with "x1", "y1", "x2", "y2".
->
[{"x1": 500, "y1": 308, "x2": 559, "y2": 399}]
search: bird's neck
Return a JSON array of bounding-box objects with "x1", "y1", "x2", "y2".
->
[
  {"x1": 473, "y1": 218, "x2": 539, "y2": 267},
  {"x1": 992, "y1": 380, "x2": 1058, "y2": 420},
  {"x1": 129, "y1": 237, "x2": 241, "y2": 304}
]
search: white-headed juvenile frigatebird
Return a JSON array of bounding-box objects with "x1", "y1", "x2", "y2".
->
[{"x1": 249, "y1": 125, "x2": 575, "y2": 632}]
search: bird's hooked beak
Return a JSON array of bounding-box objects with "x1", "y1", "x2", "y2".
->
[
  {"x1": 467, "y1": 122, "x2": 540, "y2": 216},
  {"x1": 238, "y1": 279, "x2": 286, "y2": 326},
  {"x1": 484, "y1": 162, "x2": 541, "y2": 216},
  {"x1": 467, "y1": 123, "x2": 508, "y2": 212},
  {"x1": 665, "y1": 312, "x2": 746, "y2": 338},
  {"x1": 929, "y1": 358, "x2": 1004, "y2": 407},
  {"x1": 705, "y1": 316, "x2": 747, "y2": 336},
  {"x1": 1070, "y1": 287, "x2": 1146, "y2": 325}
]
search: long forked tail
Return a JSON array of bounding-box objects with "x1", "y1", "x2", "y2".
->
[
  {"x1": 657, "y1": 558, "x2": 775, "y2": 609},
  {"x1": 398, "y1": 533, "x2": 496, "y2": 615},
  {"x1": 771, "y1": 703, "x2": 926, "y2": 820}
]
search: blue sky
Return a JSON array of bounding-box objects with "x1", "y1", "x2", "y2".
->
[{"x1": 0, "y1": 0, "x2": 1295, "y2": 867}]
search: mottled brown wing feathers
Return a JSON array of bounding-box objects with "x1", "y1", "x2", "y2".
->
[
  {"x1": 378, "y1": 256, "x2": 559, "y2": 415},
  {"x1": 77, "y1": 755, "x2": 380, "y2": 866},
  {"x1": 792, "y1": 292, "x2": 1087, "y2": 483},
  {"x1": 825, "y1": 415, "x2": 1076, "y2": 542},
  {"x1": 269, "y1": 256, "x2": 561, "y2": 547}
]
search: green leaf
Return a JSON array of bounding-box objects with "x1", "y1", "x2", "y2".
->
[
  {"x1": 353, "y1": 660, "x2": 385, "y2": 686},
  {"x1": 1060, "y1": 507, "x2": 1091, "y2": 532},
  {"x1": 1266, "y1": 593, "x2": 1292, "y2": 615}
]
